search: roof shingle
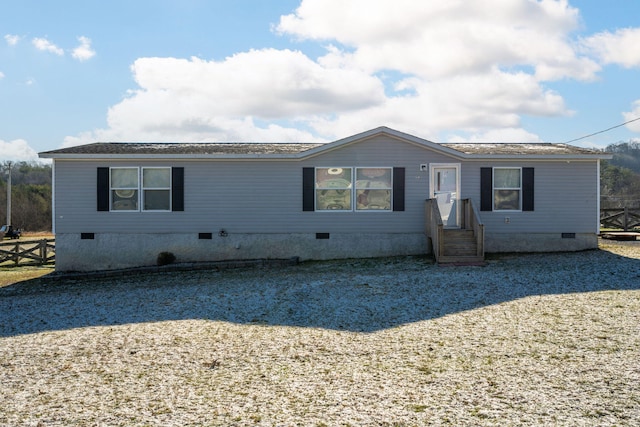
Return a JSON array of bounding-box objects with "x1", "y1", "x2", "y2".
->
[
  {"x1": 39, "y1": 126, "x2": 609, "y2": 160},
  {"x1": 40, "y1": 142, "x2": 324, "y2": 156},
  {"x1": 441, "y1": 143, "x2": 603, "y2": 156}
]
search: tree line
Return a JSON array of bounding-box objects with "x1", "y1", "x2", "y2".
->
[
  {"x1": 0, "y1": 161, "x2": 52, "y2": 231},
  {"x1": 1, "y1": 141, "x2": 639, "y2": 231},
  {"x1": 600, "y1": 141, "x2": 640, "y2": 208}
]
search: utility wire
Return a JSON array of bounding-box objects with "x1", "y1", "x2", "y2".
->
[{"x1": 564, "y1": 116, "x2": 640, "y2": 144}]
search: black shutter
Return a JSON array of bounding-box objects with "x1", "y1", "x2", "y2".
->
[
  {"x1": 480, "y1": 167, "x2": 493, "y2": 211},
  {"x1": 97, "y1": 167, "x2": 109, "y2": 211},
  {"x1": 392, "y1": 167, "x2": 405, "y2": 211},
  {"x1": 522, "y1": 167, "x2": 534, "y2": 211},
  {"x1": 302, "y1": 167, "x2": 315, "y2": 211},
  {"x1": 172, "y1": 167, "x2": 184, "y2": 211}
]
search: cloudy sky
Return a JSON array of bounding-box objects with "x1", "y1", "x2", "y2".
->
[{"x1": 1, "y1": 0, "x2": 640, "y2": 161}]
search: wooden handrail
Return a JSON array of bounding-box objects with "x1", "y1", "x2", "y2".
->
[
  {"x1": 462, "y1": 199, "x2": 484, "y2": 257},
  {"x1": 425, "y1": 198, "x2": 444, "y2": 262}
]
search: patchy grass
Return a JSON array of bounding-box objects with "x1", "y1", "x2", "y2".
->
[
  {"x1": 0, "y1": 265, "x2": 54, "y2": 287},
  {"x1": 19, "y1": 231, "x2": 54, "y2": 240},
  {"x1": 0, "y1": 232, "x2": 55, "y2": 285}
]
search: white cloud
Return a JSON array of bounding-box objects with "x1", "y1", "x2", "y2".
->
[
  {"x1": 277, "y1": 0, "x2": 595, "y2": 81},
  {"x1": 27, "y1": 35, "x2": 96, "y2": 61},
  {"x1": 0, "y1": 71, "x2": 4, "y2": 79},
  {"x1": 303, "y1": 67, "x2": 565, "y2": 140},
  {"x1": 4, "y1": 34, "x2": 20, "y2": 46},
  {"x1": 32, "y1": 37, "x2": 64, "y2": 56},
  {"x1": 74, "y1": 50, "x2": 384, "y2": 143},
  {"x1": 582, "y1": 28, "x2": 640, "y2": 68},
  {"x1": 0, "y1": 139, "x2": 40, "y2": 162},
  {"x1": 64, "y1": 0, "x2": 624, "y2": 145},
  {"x1": 62, "y1": 116, "x2": 325, "y2": 147},
  {"x1": 71, "y1": 36, "x2": 96, "y2": 61},
  {"x1": 447, "y1": 128, "x2": 543, "y2": 143},
  {"x1": 77, "y1": 39, "x2": 567, "y2": 144},
  {"x1": 623, "y1": 101, "x2": 640, "y2": 132},
  {"x1": 126, "y1": 50, "x2": 384, "y2": 117}
]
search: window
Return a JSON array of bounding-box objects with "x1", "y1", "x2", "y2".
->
[
  {"x1": 108, "y1": 167, "x2": 172, "y2": 211},
  {"x1": 303, "y1": 167, "x2": 404, "y2": 212},
  {"x1": 110, "y1": 168, "x2": 139, "y2": 211},
  {"x1": 493, "y1": 168, "x2": 521, "y2": 211},
  {"x1": 143, "y1": 168, "x2": 171, "y2": 211},
  {"x1": 315, "y1": 168, "x2": 352, "y2": 211},
  {"x1": 356, "y1": 168, "x2": 392, "y2": 210},
  {"x1": 98, "y1": 167, "x2": 184, "y2": 212},
  {"x1": 480, "y1": 167, "x2": 533, "y2": 212}
]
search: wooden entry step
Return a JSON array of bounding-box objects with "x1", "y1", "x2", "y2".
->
[{"x1": 438, "y1": 229, "x2": 484, "y2": 264}]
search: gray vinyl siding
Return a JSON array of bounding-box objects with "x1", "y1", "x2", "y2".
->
[
  {"x1": 462, "y1": 160, "x2": 599, "y2": 234},
  {"x1": 53, "y1": 136, "x2": 458, "y2": 235},
  {"x1": 52, "y1": 135, "x2": 600, "y2": 236}
]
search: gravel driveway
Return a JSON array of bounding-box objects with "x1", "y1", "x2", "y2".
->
[{"x1": 1, "y1": 241, "x2": 639, "y2": 426}]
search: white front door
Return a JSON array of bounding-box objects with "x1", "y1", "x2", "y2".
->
[{"x1": 430, "y1": 164, "x2": 460, "y2": 228}]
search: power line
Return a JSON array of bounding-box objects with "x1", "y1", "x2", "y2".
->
[{"x1": 564, "y1": 116, "x2": 640, "y2": 144}]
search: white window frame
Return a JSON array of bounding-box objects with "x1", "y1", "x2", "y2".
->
[
  {"x1": 109, "y1": 167, "x2": 172, "y2": 212},
  {"x1": 110, "y1": 167, "x2": 140, "y2": 212},
  {"x1": 355, "y1": 167, "x2": 393, "y2": 212},
  {"x1": 142, "y1": 167, "x2": 172, "y2": 212},
  {"x1": 493, "y1": 167, "x2": 522, "y2": 212},
  {"x1": 315, "y1": 167, "x2": 353, "y2": 212},
  {"x1": 314, "y1": 167, "x2": 394, "y2": 212},
  {"x1": 429, "y1": 163, "x2": 461, "y2": 227}
]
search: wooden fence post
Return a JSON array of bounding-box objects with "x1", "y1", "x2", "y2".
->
[
  {"x1": 13, "y1": 242, "x2": 19, "y2": 266},
  {"x1": 39, "y1": 240, "x2": 46, "y2": 264},
  {"x1": 624, "y1": 207, "x2": 629, "y2": 231}
]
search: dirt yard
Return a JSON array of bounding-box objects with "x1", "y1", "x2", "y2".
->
[{"x1": 0, "y1": 241, "x2": 639, "y2": 426}]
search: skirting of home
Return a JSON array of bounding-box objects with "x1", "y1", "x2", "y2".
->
[
  {"x1": 485, "y1": 232, "x2": 598, "y2": 253},
  {"x1": 55, "y1": 232, "x2": 428, "y2": 272},
  {"x1": 55, "y1": 231, "x2": 597, "y2": 272}
]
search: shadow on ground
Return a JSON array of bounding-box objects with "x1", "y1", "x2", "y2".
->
[{"x1": 1, "y1": 249, "x2": 639, "y2": 336}]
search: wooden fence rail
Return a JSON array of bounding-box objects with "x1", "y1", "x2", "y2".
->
[
  {"x1": 600, "y1": 208, "x2": 640, "y2": 231},
  {"x1": 0, "y1": 239, "x2": 55, "y2": 266}
]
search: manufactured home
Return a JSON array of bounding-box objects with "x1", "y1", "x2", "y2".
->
[{"x1": 39, "y1": 127, "x2": 610, "y2": 271}]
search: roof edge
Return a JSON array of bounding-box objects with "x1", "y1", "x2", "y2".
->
[
  {"x1": 38, "y1": 126, "x2": 611, "y2": 160},
  {"x1": 297, "y1": 126, "x2": 467, "y2": 159}
]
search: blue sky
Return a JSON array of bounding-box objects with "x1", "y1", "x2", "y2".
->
[{"x1": 1, "y1": 0, "x2": 640, "y2": 161}]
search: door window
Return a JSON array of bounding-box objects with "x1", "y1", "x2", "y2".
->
[{"x1": 430, "y1": 164, "x2": 460, "y2": 227}]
